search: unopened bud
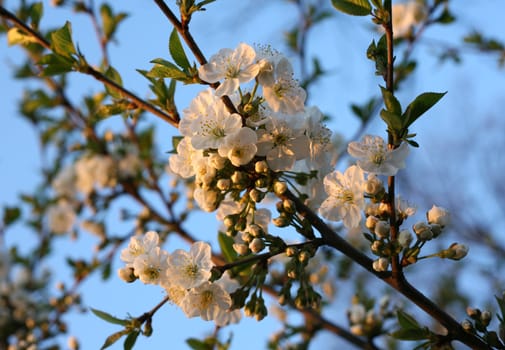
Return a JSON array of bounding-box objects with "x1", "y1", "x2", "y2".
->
[
  {"x1": 117, "y1": 267, "x2": 136, "y2": 283},
  {"x1": 249, "y1": 238, "x2": 265, "y2": 253},
  {"x1": 365, "y1": 215, "x2": 379, "y2": 230},
  {"x1": 374, "y1": 220, "x2": 390, "y2": 239},
  {"x1": 233, "y1": 243, "x2": 249, "y2": 255},
  {"x1": 273, "y1": 181, "x2": 287, "y2": 195},
  {"x1": 283, "y1": 199, "x2": 296, "y2": 214},
  {"x1": 249, "y1": 188, "x2": 265, "y2": 203},
  {"x1": 255, "y1": 160, "x2": 269, "y2": 173},
  {"x1": 216, "y1": 178, "x2": 231, "y2": 191},
  {"x1": 285, "y1": 247, "x2": 297, "y2": 257},
  {"x1": 413, "y1": 222, "x2": 433, "y2": 240},
  {"x1": 372, "y1": 257, "x2": 389, "y2": 272},
  {"x1": 427, "y1": 205, "x2": 450, "y2": 227},
  {"x1": 398, "y1": 229, "x2": 413, "y2": 248},
  {"x1": 273, "y1": 216, "x2": 289, "y2": 227}
]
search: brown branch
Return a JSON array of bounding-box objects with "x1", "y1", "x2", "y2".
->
[
  {"x1": 0, "y1": 5, "x2": 180, "y2": 128},
  {"x1": 278, "y1": 189, "x2": 489, "y2": 349},
  {"x1": 152, "y1": 0, "x2": 239, "y2": 116}
]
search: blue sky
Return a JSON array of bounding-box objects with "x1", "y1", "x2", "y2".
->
[{"x1": 1, "y1": 1, "x2": 505, "y2": 349}]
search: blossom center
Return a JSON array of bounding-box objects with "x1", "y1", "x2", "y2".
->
[
  {"x1": 144, "y1": 266, "x2": 160, "y2": 281},
  {"x1": 185, "y1": 263, "x2": 199, "y2": 278},
  {"x1": 338, "y1": 189, "x2": 355, "y2": 204},
  {"x1": 200, "y1": 290, "x2": 214, "y2": 309}
]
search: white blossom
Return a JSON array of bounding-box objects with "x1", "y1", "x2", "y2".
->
[
  {"x1": 132, "y1": 247, "x2": 169, "y2": 285},
  {"x1": 47, "y1": 201, "x2": 76, "y2": 234},
  {"x1": 262, "y1": 57, "x2": 306, "y2": 114},
  {"x1": 198, "y1": 43, "x2": 259, "y2": 97},
  {"x1": 167, "y1": 241, "x2": 213, "y2": 289},
  {"x1": 256, "y1": 112, "x2": 309, "y2": 171},
  {"x1": 347, "y1": 135, "x2": 409, "y2": 176},
  {"x1": 120, "y1": 231, "x2": 160, "y2": 266},
  {"x1": 179, "y1": 281, "x2": 232, "y2": 325},
  {"x1": 319, "y1": 165, "x2": 366, "y2": 229},
  {"x1": 217, "y1": 127, "x2": 258, "y2": 167},
  {"x1": 392, "y1": 1, "x2": 426, "y2": 38}
]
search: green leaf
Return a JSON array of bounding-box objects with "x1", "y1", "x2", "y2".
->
[
  {"x1": 100, "y1": 4, "x2": 128, "y2": 41},
  {"x1": 50, "y1": 21, "x2": 77, "y2": 58},
  {"x1": 96, "y1": 100, "x2": 132, "y2": 119},
  {"x1": 390, "y1": 328, "x2": 430, "y2": 341},
  {"x1": 380, "y1": 86, "x2": 402, "y2": 115},
  {"x1": 147, "y1": 58, "x2": 187, "y2": 80},
  {"x1": 3, "y1": 206, "x2": 21, "y2": 226},
  {"x1": 30, "y1": 2, "x2": 44, "y2": 28},
  {"x1": 90, "y1": 308, "x2": 128, "y2": 326},
  {"x1": 402, "y1": 91, "x2": 446, "y2": 129},
  {"x1": 396, "y1": 310, "x2": 421, "y2": 330},
  {"x1": 104, "y1": 66, "x2": 123, "y2": 98},
  {"x1": 218, "y1": 232, "x2": 238, "y2": 263},
  {"x1": 100, "y1": 330, "x2": 129, "y2": 350},
  {"x1": 331, "y1": 0, "x2": 372, "y2": 16},
  {"x1": 380, "y1": 109, "x2": 402, "y2": 133},
  {"x1": 123, "y1": 330, "x2": 140, "y2": 350},
  {"x1": 38, "y1": 53, "x2": 75, "y2": 75},
  {"x1": 187, "y1": 338, "x2": 212, "y2": 350},
  {"x1": 169, "y1": 29, "x2": 190, "y2": 69}
]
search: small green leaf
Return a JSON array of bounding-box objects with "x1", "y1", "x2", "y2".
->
[
  {"x1": 30, "y1": 2, "x2": 44, "y2": 28},
  {"x1": 380, "y1": 109, "x2": 403, "y2": 133},
  {"x1": 38, "y1": 53, "x2": 76, "y2": 75},
  {"x1": 396, "y1": 310, "x2": 421, "y2": 330},
  {"x1": 218, "y1": 232, "x2": 238, "y2": 263},
  {"x1": 380, "y1": 86, "x2": 402, "y2": 115},
  {"x1": 390, "y1": 328, "x2": 430, "y2": 341},
  {"x1": 3, "y1": 206, "x2": 21, "y2": 226},
  {"x1": 50, "y1": 21, "x2": 77, "y2": 58},
  {"x1": 147, "y1": 58, "x2": 187, "y2": 80},
  {"x1": 123, "y1": 330, "x2": 140, "y2": 350},
  {"x1": 104, "y1": 66, "x2": 123, "y2": 98},
  {"x1": 187, "y1": 338, "x2": 212, "y2": 350},
  {"x1": 331, "y1": 0, "x2": 372, "y2": 16},
  {"x1": 100, "y1": 330, "x2": 129, "y2": 350},
  {"x1": 96, "y1": 100, "x2": 132, "y2": 119},
  {"x1": 169, "y1": 29, "x2": 190, "y2": 69},
  {"x1": 90, "y1": 308, "x2": 128, "y2": 326},
  {"x1": 402, "y1": 91, "x2": 446, "y2": 129}
]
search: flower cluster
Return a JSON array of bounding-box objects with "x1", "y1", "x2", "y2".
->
[
  {"x1": 47, "y1": 147, "x2": 142, "y2": 235},
  {"x1": 169, "y1": 43, "x2": 335, "y2": 255},
  {"x1": 118, "y1": 231, "x2": 240, "y2": 326},
  {"x1": 347, "y1": 295, "x2": 396, "y2": 337},
  {"x1": 319, "y1": 134, "x2": 410, "y2": 232}
]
